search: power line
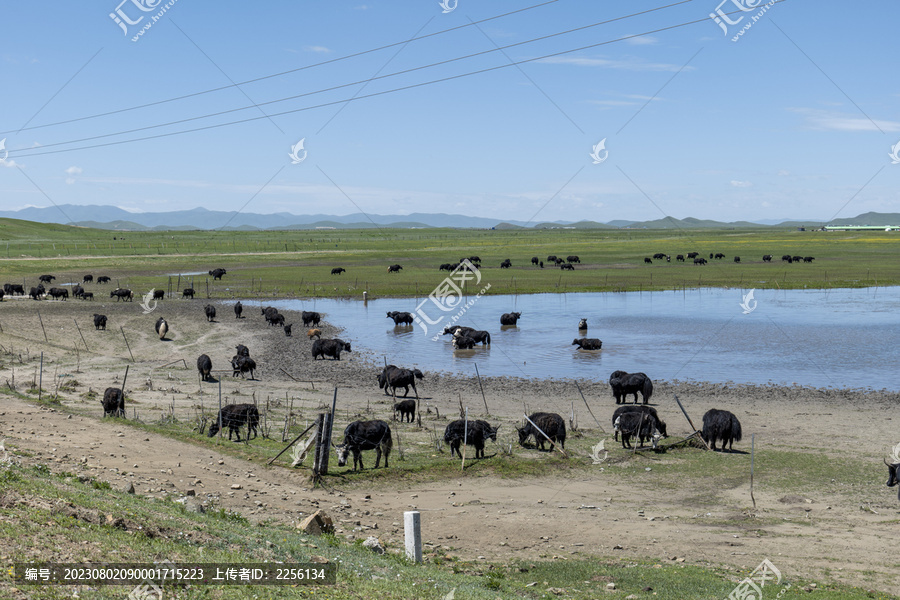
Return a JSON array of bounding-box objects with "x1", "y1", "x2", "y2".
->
[
  {"x1": 9, "y1": 0, "x2": 696, "y2": 155},
  {"x1": 10, "y1": 0, "x2": 792, "y2": 159},
  {"x1": 0, "y1": 0, "x2": 562, "y2": 136}
]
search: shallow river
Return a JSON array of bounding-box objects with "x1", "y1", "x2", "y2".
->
[{"x1": 249, "y1": 287, "x2": 900, "y2": 391}]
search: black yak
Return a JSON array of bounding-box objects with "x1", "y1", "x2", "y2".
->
[
  {"x1": 29, "y1": 285, "x2": 44, "y2": 300},
  {"x1": 387, "y1": 311, "x2": 414, "y2": 326},
  {"x1": 393, "y1": 399, "x2": 416, "y2": 423},
  {"x1": 644, "y1": 257, "x2": 653, "y2": 264},
  {"x1": 335, "y1": 420, "x2": 392, "y2": 471},
  {"x1": 81, "y1": 292, "x2": 94, "y2": 300},
  {"x1": 102, "y1": 387, "x2": 125, "y2": 418},
  {"x1": 567, "y1": 255, "x2": 580, "y2": 263},
  {"x1": 208, "y1": 403, "x2": 259, "y2": 441},
  {"x1": 531, "y1": 256, "x2": 539, "y2": 265},
  {"x1": 4, "y1": 284, "x2": 24, "y2": 295},
  {"x1": 762, "y1": 255, "x2": 773, "y2": 262},
  {"x1": 578, "y1": 318, "x2": 588, "y2": 331},
  {"x1": 301, "y1": 311, "x2": 322, "y2": 327},
  {"x1": 204, "y1": 304, "x2": 216, "y2": 322},
  {"x1": 884, "y1": 443, "x2": 900, "y2": 501},
  {"x1": 615, "y1": 411, "x2": 665, "y2": 449},
  {"x1": 452, "y1": 335, "x2": 476, "y2": 350},
  {"x1": 547, "y1": 255, "x2": 558, "y2": 262},
  {"x1": 443, "y1": 325, "x2": 475, "y2": 337},
  {"x1": 572, "y1": 338, "x2": 602, "y2": 350},
  {"x1": 197, "y1": 354, "x2": 212, "y2": 381},
  {"x1": 517, "y1": 412, "x2": 566, "y2": 450},
  {"x1": 83, "y1": 274, "x2": 93, "y2": 283},
  {"x1": 701, "y1": 409, "x2": 742, "y2": 451},
  {"x1": 72, "y1": 285, "x2": 84, "y2": 299},
  {"x1": 609, "y1": 370, "x2": 653, "y2": 404},
  {"x1": 182, "y1": 288, "x2": 195, "y2": 299},
  {"x1": 231, "y1": 355, "x2": 256, "y2": 379},
  {"x1": 96, "y1": 276, "x2": 111, "y2": 284},
  {"x1": 93, "y1": 314, "x2": 107, "y2": 330},
  {"x1": 312, "y1": 338, "x2": 351, "y2": 360},
  {"x1": 377, "y1": 365, "x2": 424, "y2": 398},
  {"x1": 560, "y1": 263, "x2": 574, "y2": 270},
  {"x1": 500, "y1": 258, "x2": 512, "y2": 268},
  {"x1": 444, "y1": 419, "x2": 498, "y2": 459},
  {"x1": 676, "y1": 254, "x2": 685, "y2": 262},
  {"x1": 612, "y1": 406, "x2": 667, "y2": 442},
  {"x1": 47, "y1": 287, "x2": 68, "y2": 300},
  {"x1": 387, "y1": 264, "x2": 402, "y2": 273},
  {"x1": 38, "y1": 275, "x2": 55, "y2": 283},
  {"x1": 268, "y1": 313, "x2": 285, "y2": 327},
  {"x1": 110, "y1": 288, "x2": 133, "y2": 301},
  {"x1": 155, "y1": 317, "x2": 168, "y2": 340},
  {"x1": 284, "y1": 324, "x2": 292, "y2": 337},
  {"x1": 209, "y1": 268, "x2": 227, "y2": 280},
  {"x1": 461, "y1": 330, "x2": 490, "y2": 345},
  {"x1": 152, "y1": 289, "x2": 165, "y2": 300},
  {"x1": 331, "y1": 267, "x2": 346, "y2": 275},
  {"x1": 234, "y1": 301, "x2": 243, "y2": 319},
  {"x1": 500, "y1": 312, "x2": 522, "y2": 326}
]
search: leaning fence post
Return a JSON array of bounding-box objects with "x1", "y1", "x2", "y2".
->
[
  {"x1": 38, "y1": 352, "x2": 43, "y2": 401},
  {"x1": 404, "y1": 511, "x2": 422, "y2": 563}
]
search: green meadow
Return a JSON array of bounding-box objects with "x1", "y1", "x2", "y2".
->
[{"x1": 0, "y1": 218, "x2": 897, "y2": 298}]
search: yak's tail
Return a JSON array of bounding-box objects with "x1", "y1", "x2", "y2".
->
[
  {"x1": 731, "y1": 415, "x2": 743, "y2": 442},
  {"x1": 642, "y1": 377, "x2": 653, "y2": 402},
  {"x1": 485, "y1": 333, "x2": 491, "y2": 345}
]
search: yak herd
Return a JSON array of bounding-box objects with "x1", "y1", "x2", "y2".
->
[{"x1": 644, "y1": 251, "x2": 816, "y2": 266}]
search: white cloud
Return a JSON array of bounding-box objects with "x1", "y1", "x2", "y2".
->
[
  {"x1": 65, "y1": 166, "x2": 82, "y2": 176},
  {"x1": 789, "y1": 108, "x2": 900, "y2": 132},
  {"x1": 304, "y1": 46, "x2": 331, "y2": 53},
  {"x1": 538, "y1": 55, "x2": 695, "y2": 73},
  {"x1": 730, "y1": 180, "x2": 752, "y2": 188}
]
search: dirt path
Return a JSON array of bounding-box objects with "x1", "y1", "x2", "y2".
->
[{"x1": 1, "y1": 298, "x2": 899, "y2": 594}]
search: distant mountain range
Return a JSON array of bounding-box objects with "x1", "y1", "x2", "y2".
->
[{"x1": 0, "y1": 204, "x2": 897, "y2": 231}]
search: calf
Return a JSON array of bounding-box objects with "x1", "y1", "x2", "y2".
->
[
  {"x1": 231, "y1": 355, "x2": 257, "y2": 379},
  {"x1": 378, "y1": 365, "x2": 424, "y2": 398},
  {"x1": 335, "y1": 420, "x2": 392, "y2": 471},
  {"x1": 393, "y1": 399, "x2": 416, "y2": 423},
  {"x1": 81, "y1": 292, "x2": 94, "y2": 300},
  {"x1": 733, "y1": 256, "x2": 741, "y2": 263},
  {"x1": 197, "y1": 354, "x2": 213, "y2": 382},
  {"x1": 182, "y1": 288, "x2": 195, "y2": 299},
  {"x1": 208, "y1": 403, "x2": 259, "y2": 441},
  {"x1": 204, "y1": 304, "x2": 216, "y2": 322},
  {"x1": 500, "y1": 312, "x2": 522, "y2": 326},
  {"x1": 155, "y1": 317, "x2": 168, "y2": 340},
  {"x1": 152, "y1": 289, "x2": 165, "y2": 300},
  {"x1": 644, "y1": 257, "x2": 652, "y2": 264},
  {"x1": 331, "y1": 267, "x2": 346, "y2": 275},
  {"x1": 518, "y1": 412, "x2": 566, "y2": 450},
  {"x1": 307, "y1": 328, "x2": 322, "y2": 340},
  {"x1": 611, "y1": 406, "x2": 666, "y2": 442},
  {"x1": 572, "y1": 337, "x2": 602, "y2": 350},
  {"x1": 615, "y1": 411, "x2": 665, "y2": 449},
  {"x1": 301, "y1": 311, "x2": 322, "y2": 327},
  {"x1": 312, "y1": 338, "x2": 351, "y2": 360},
  {"x1": 234, "y1": 301, "x2": 243, "y2": 319},
  {"x1": 284, "y1": 324, "x2": 292, "y2": 337},
  {"x1": 386, "y1": 311, "x2": 414, "y2": 326},
  {"x1": 560, "y1": 263, "x2": 574, "y2": 270},
  {"x1": 452, "y1": 335, "x2": 477, "y2": 349},
  {"x1": 701, "y1": 409, "x2": 742, "y2": 451},
  {"x1": 676, "y1": 254, "x2": 685, "y2": 261},
  {"x1": 609, "y1": 370, "x2": 653, "y2": 404},
  {"x1": 102, "y1": 387, "x2": 125, "y2": 418},
  {"x1": 500, "y1": 259, "x2": 512, "y2": 268},
  {"x1": 444, "y1": 419, "x2": 498, "y2": 459},
  {"x1": 208, "y1": 268, "x2": 227, "y2": 280}
]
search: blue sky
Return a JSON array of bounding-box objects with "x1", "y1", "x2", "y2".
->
[{"x1": 1, "y1": 0, "x2": 897, "y2": 224}]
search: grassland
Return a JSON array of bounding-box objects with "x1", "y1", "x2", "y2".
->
[{"x1": 1, "y1": 218, "x2": 898, "y2": 298}]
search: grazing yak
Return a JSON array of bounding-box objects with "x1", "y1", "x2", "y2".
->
[
  {"x1": 652, "y1": 253, "x2": 666, "y2": 260},
  {"x1": 567, "y1": 255, "x2": 580, "y2": 263},
  {"x1": 547, "y1": 255, "x2": 558, "y2": 262},
  {"x1": 609, "y1": 370, "x2": 653, "y2": 404},
  {"x1": 235, "y1": 344, "x2": 250, "y2": 357},
  {"x1": 268, "y1": 313, "x2": 285, "y2": 327},
  {"x1": 572, "y1": 338, "x2": 602, "y2": 350},
  {"x1": 393, "y1": 399, "x2": 416, "y2": 423},
  {"x1": 331, "y1": 267, "x2": 346, "y2": 275},
  {"x1": 312, "y1": 338, "x2": 351, "y2": 360},
  {"x1": 231, "y1": 355, "x2": 257, "y2": 379},
  {"x1": 578, "y1": 318, "x2": 588, "y2": 331},
  {"x1": 644, "y1": 257, "x2": 652, "y2": 264},
  {"x1": 612, "y1": 406, "x2": 667, "y2": 442},
  {"x1": 155, "y1": 317, "x2": 168, "y2": 340},
  {"x1": 444, "y1": 419, "x2": 498, "y2": 459},
  {"x1": 29, "y1": 285, "x2": 45, "y2": 300},
  {"x1": 261, "y1": 306, "x2": 278, "y2": 321},
  {"x1": 81, "y1": 292, "x2": 94, "y2": 300},
  {"x1": 781, "y1": 254, "x2": 792, "y2": 262},
  {"x1": 884, "y1": 443, "x2": 900, "y2": 501},
  {"x1": 38, "y1": 275, "x2": 55, "y2": 284},
  {"x1": 209, "y1": 268, "x2": 227, "y2": 280},
  {"x1": 234, "y1": 301, "x2": 243, "y2": 319},
  {"x1": 701, "y1": 409, "x2": 742, "y2": 451},
  {"x1": 4, "y1": 284, "x2": 24, "y2": 296},
  {"x1": 500, "y1": 312, "x2": 522, "y2": 326},
  {"x1": 686, "y1": 252, "x2": 699, "y2": 259},
  {"x1": 792, "y1": 255, "x2": 803, "y2": 262},
  {"x1": 47, "y1": 287, "x2": 68, "y2": 300},
  {"x1": 559, "y1": 263, "x2": 574, "y2": 270},
  {"x1": 387, "y1": 264, "x2": 402, "y2": 273},
  {"x1": 110, "y1": 288, "x2": 133, "y2": 301},
  {"x1": 452, "y1": 335, "x2": 477, "y2": 349},
  {"x1": 96, "y1": 276, "x2": 111, "y2": 284},
  {"x1": 208, "y1": 403, "x2": 259, "y2": 441},
  {"x1": 676, "y1": 254, "x2": 685, "y2": 262},
  {"x1": 284, "y1": 324, "x2": 292, "y2": 337},
  {"x1": 83, "y1": 274, "x2": 93, "y2": 283},
  {"x1": 734, "y1": 256, "x2": 741, "y2": 263},
  {"x1": 387, "y1": 311, "x2": 414, "y2": 326},
  {"x1": 763, "y1": 254, "x2": 773, "y2": 262},
  {"x1": 803, "y1": 256, "x2": 815, "y2": 263},
  {"x1": 693, "y1": 257, "x2": 708, "y2": 265},
  {"x1": 93, "y1": 314, "x2": 107, "y2": 330},
  {"x1": 615, "y1": 411, "x2": 666, "y2": 449},
  {"x1": 307, "y1": 328, "x2": 322, "y2": 340},
  {"x1": 197, "y1": 354, "x2": 212, "y2": 382},
  {"x1": 531, "y1": 256, "x2": 539, "y2": 265},
  {"x1": 518, "y1": 412, "x2": 566, "y2": 450},
  {"x1": 378, "y1": 365, "x2": 424, "y2": 398},
  {"x1": 500, "y1": 258, "x2": 512, "y2": 269},
  {"x1": 102, "y1": 387, "x2": 125, "y2": 418},
  {"x1": 152, "y1": 289, "x2": 165, "y2": 300},
  {"x1": 335, "y1": 420, "x2": 392, "y2": 471},
  {"x1": 182, "y1": 288, "x2": 195, "y2": 299},
  {"x1": 301, "y1": 311, "x2": 322, "y2": 327},
  {"x1": 204, "y1": 304, "x2": 216, "y2": 322}
]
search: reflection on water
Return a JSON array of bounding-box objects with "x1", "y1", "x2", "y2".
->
[{"x1": 248, "y1": 287, "x2": 900, "y2": 390}]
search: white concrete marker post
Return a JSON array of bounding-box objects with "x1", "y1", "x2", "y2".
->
[{"x1": 404, "y1": 511, "x2": 422, "y2": 563}]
